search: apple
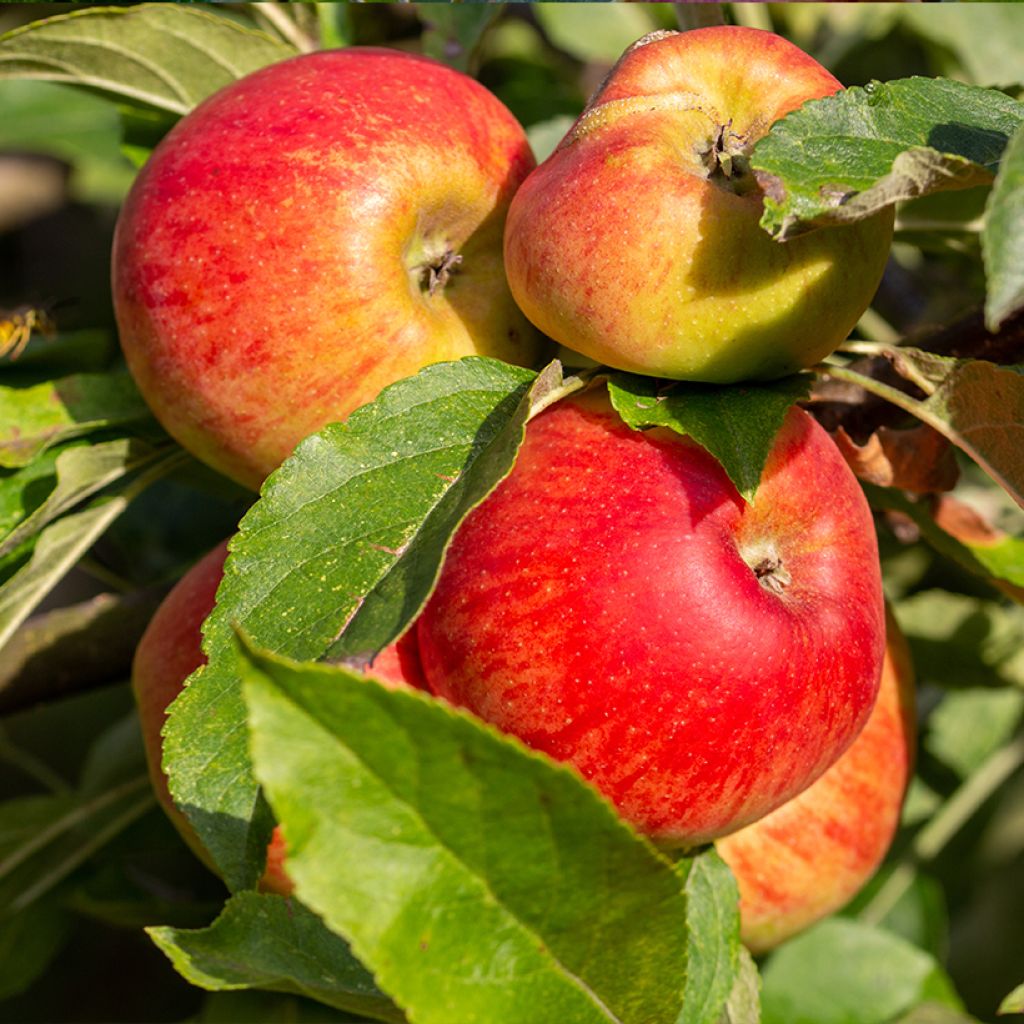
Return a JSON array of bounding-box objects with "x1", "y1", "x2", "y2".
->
[
  {"x1": 503, "y1": 27, "x2": 894, "y2": 383},
  {"x1": 718, "y1": 609, "x2": 915, "y2": 953},
  {"x1": 416, "y1": 390, "x2": 885, "y2": 846},
  {"x1": 113, "y1": 48, "x2": 543, "y2": 490},
  {"x1": 132, "y1": 540, "x2": 424, "y2": 892}
]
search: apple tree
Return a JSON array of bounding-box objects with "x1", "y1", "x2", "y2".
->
[{"x1": 0, "y1": 4, "x2": 1023, "y2": 1023}]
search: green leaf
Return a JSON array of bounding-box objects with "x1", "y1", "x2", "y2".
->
[
  {"x1": 0, "y1": 443, "x2": 65, "y2": 539},
  {"x1": 165, "y1": 359, "x2": 571, "y2": 891},
  {"x1": 0, "y1": 330, "x2": 115, "y2": 385},
  {"x1": 65, "y1": 866, "x2": 220, "y2": 934},
  {"x1": 241, "y1": 641, "x2": 689, "y2": 1024},
  {"x1": 0, "y1": 80, "x2": 135, "y2": 203},
  {"x1": 418, "y1": 3, "x2": 502, "y2": 73},
  {"x1": 533, "y1": 4, "x2": 659, "y2": 64},
  {"x1": 0, "y1": 889, "x2": 69, "y2": 1001},
  {"x1": 0, "y1": 437, "x2": 162, "y2": 559},
  {"x1": 0, "y1": 373, "x2": 151, "y2": 469},
  {"x1": 607, "y1": 374, "x2": 811, "y2": 501},
  {"x1": 315, "y1": 6, "x2": 353, "y2": 52},
  {"x1": 895, "y1": 1006, "x2": 980, "y2": 1024},
  {"x1": 677, "y1": 849, "x2": 740, "y2": 1024},
  {"x1": 0, "y1": 591, "x2": 163, "y2": 715},
  {"x1": 753, "y1": 78, "x2": 1024, "y2": 240},
  {"x1": 117, "y1": 102, "x2": 176, "y2": 166},
  {"x1": 79, "y1": 711, "x2": 148, "y2": 797},
  {"x1": 0, "y1": 498, "x2": 129, "y2": 650},
  {"x1": 0, "y1": 4, "x2": 298, "y2": 117},
  {"x1": 325, "y1": 361, "x2": 570, "y2": 662},
  {"x1": 1000, "y1": 982, "x2": 1024, "y2": 1015},
  {"x1": 895, "y1": 186, "x2": 989, "y2": 240},
  {"x1": 864, "y1": 483, "x2": 1024, "y2": 593},
  {"x1": 901, "y1": 778, "x2": 941, "y2": 829},
  {"x1": 761, "y1": 919, "x2": 962, "y2": 1024},
  {"x1": 0, "y1": 779, "x2": 153, "y2": 917},
  {"x1": 0, "y1": 451, "x2": 180, "y2": 649},
  {"x1": 717, "y1": 948, "x2": 760, "y2": 1024},
  {"x1": 848, "y1": 870, "x2": 949, "y2": 963},
  {"x1": 895, "y1": 590, "x2": 1024, "y2": 692},
  {"x1": 900, "y1": 6, "x2": 1024, "y2": 89},
  {"x1": 0, "y1": 712, "x2": 157, "y2": 974},
  {"x1": 0, "y1": 710, "x2": 160, "y2": 1000},
  {"x1": 0, "y1": 683, "x2": 136, "y2": 792},
  {"x1": 983, "y1": 122, "x2": 1024, "y2": 331},
  {"x1": 527, "y1": 114, "x2": 576, "y2": 163},
  {"x1": 0, "y1": 794, "x2": 76, "y2": 900},
  {"x1": 927, "y1": 688, "x2": 1024, "y2": 778},
  {"x1": 198, "y1": 990, "x2": 374, "y2": 1024},
  {"x1": 149, "y1": 892, "x2": 402, "y2": 1024}
]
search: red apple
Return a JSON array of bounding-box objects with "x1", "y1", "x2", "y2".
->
[
  {"x1": 718, "y1": 610, "x2": 915, "y2": 953},
  {"x1": 114, "y1": 48, "x2": 543, "y2": 490},
  {"x1": 132, "y1": 540, "x2": 424, "y2": 892},
  {"x1": 504, "y1": 27, "x2": 893, "y2": 383},
  {"x1": 416, "y1": 390, "x2": 885, "y2": 846}
]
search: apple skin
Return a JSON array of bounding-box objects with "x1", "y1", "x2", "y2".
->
[
  {"x1": 718, "y1": 609, "x2": 915, "y2": 953},
  {"x1": 114, "y1": 48, "x2": 543, "y2": 490},
  {"x1": 416, "y1": 390, "x2": 885, "y2": 846},
  {"x1": 504, "y1": 27, "x2": 894, "y2": 383},
  {"x1": 131, "y1": 540, "x2": 425, "y2": 893}
]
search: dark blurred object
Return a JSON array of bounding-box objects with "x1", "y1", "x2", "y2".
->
[
  {"x1": 0, "y1": 152, "x2": 69, "y2": 234},
  {"x1": 811, "y1": 305, "x2": 1024, "y2": 443},
  {"x1": 0, "y1": 589, "x2": 166, "y2": 716},
  {"x1": 0, "y1": 195, "x2": 118, "y2": 335},
  {"x1": 0, "y1": 892, "x2": 204, "y2": 1024}
]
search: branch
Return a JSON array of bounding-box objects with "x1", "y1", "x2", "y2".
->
[
  {"x1": 674, "y1": 3, "x2": 726, "y2": 31},
  {"x1": 905, "y1": 303, "x2": 1024, "y2": 363},
  {"x1": 809, "y1": 304, "x2": 1024, "y2": 441}
]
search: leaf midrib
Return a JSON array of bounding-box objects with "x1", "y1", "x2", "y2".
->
[{"x1": 274, "y1": 683, "x2": 631, "y2": 1024}]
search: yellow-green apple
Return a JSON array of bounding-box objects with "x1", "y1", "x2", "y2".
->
[
  {"x1": 114, "y1": 48, "x2": 543, "y2": 490},
  {"x1": 132, "y1": 540, "x2": 424, "y2": 893},
  {"x1": 416, "y1": 390, "x2": 885, "y2": 846},
  {"x1": 504, "y1": 27, "x2": 894, "y2": 382},
  {"x1": 718, "y1": 610, "x2": 915, "y2": 952}
]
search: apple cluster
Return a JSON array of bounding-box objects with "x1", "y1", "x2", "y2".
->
[{"x1": 122, "y1": 27, "x2": 908, "y2": 952}]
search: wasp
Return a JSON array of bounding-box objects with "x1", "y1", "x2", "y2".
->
[{"x1": 0, "y1": 304, "x2": 57, "y2": 361}]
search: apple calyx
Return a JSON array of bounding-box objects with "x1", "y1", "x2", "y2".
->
[
  {"x1": 406, "y1": 231, "x2": 464, "y2": 297},
  {"x1": 740, "y1": 538, "x2": 792, "y2": 596},
  {"x1": 568, "y1": 94, "x2": 760, "y2": 200},
  {"x1": 701, "y1": 120, "x2": 758, "y2": 197},
  {"x1": 422, "y1": 248, "x2": 463, "y2": 296},
  {"x1": 753, "y1": 555, "x2": 791, "y2": 596}
]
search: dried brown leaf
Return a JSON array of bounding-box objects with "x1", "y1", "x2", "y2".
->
[
  {"x1": 833, "y1": 425, "x2": 959, "y2": 493},
  {"x1": 932, "y1": 494, "x2": 1008, "y2": 548}
]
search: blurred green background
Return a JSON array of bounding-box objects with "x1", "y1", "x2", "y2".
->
[{"x1": 1, "y1": 4, "x2": 1022, "y2": 1022}]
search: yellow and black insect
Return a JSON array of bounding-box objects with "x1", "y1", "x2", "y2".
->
[{"x1": 0, "y1": 305, "x2": 57, "y2": 361}]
